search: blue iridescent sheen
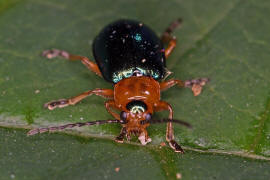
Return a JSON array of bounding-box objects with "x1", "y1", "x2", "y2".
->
[
  {"x1": 133, "y1": 33, "x2": 142, "y2": 42},
  {"x1": 93, "y1": 19, "x2": 166, "y2": 83}
]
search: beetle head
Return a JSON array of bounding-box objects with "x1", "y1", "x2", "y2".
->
[{"x1": 120, "y1": 100, "x2": 152, "y2": 127}]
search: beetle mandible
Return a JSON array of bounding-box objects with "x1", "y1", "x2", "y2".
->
[{"x1": 28, "y1": 19, "x2": 209, "y2": 153}]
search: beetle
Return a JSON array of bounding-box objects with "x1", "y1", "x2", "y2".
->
[{"x1": 27, "y1": 19, "x2": 209, "y2": 153}]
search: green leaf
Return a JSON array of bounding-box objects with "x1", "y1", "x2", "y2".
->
[
  {"x1": 1, "y1": 0, "x2": 270, "y2": 178},
  {"x1": 1, "y1": 128, "x2": 270, "y2": 180}
]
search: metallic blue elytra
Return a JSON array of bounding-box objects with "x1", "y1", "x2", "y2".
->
[{"x1": 93, "y1": 19, "x2": 166, "y2": 83}]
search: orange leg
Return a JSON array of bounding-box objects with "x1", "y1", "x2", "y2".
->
[
  {"x1": 105, "y1": 100, "x2": 121, "y2": 120},
  {"x1": 165, "y1": 39, "x2": 176, "y2": 59},
  {"x1": 104, "y1": 100, "x2": 128, "y2": 143},
  {"x1": 44, "y1": 89, "x2": 113, "y2": 110},
  {"x1": 42, "y1": 49, "x2": 102, "y2": 77},
  {"x1": 161, "y1": 18, "x2": 182, "y2": 58},
  {"x1": 154, "y1": 101, "x2": 184, "y2": 153},
  {"x1": 160, "y1": 78, "x2": 209, "y2": 96}
]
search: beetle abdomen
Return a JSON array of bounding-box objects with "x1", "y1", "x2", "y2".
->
[{"x1": 93, "y1": 19, "x2": 166, "y2": 83}]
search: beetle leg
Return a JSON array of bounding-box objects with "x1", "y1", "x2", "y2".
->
[
  {"x1": 160, "y1": 78, "x2": 209, "y2": 96},
  {"x1": 138, "y1": 130, "x2": 152, "y2": 145},
  {"x1": 161, "y1": 18, "x2": 182, "y2": 58},
  {"x1": 105, "y1": 100, "x2": 120, "y2": 120},
  {"x1": 42, "y1": 49, "x2": 102, "y2": 77},
  {"x1": 161, "y1": 18, "x2": 182, "y2": 43},
  {"x1": 154, "y1": 101, "x2": 184, "y2": 153},
  {"x1": 115, "y1": 127, "x2": 127, "y2": 143},
  {"x1": 164, "y1": 38, "x2": 176, "y2": 59},
  {"x1": 45, "y1": 89, "x2": 113, "y2": 110}
]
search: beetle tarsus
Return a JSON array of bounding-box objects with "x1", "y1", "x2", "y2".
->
[
  {"x1": 115, "y1": 137, "x2": 124, "y2": 143},
  {"x1": 184, "y1": 78, "x2": 210, "y2": 88},
  {"x1": 42, "y1": 49, "x2": 69, "y2": 59},
  {"x1": 161, "y1": 18, "x2": 182, "y2": 43},
  {"x1": 138, "y1": 132, "x2": 152, "y2": 145},
  {"x1": 184, "y1": 78, "x2": 210, "y2": 96},
  {"x1": 44, "y1": 99, "x2": 69, "y2": 110},
  {"x1": 115, "y1": 127, "x2": 127, "y2": 143},
  {"x1": 169, "y1": 140, "x2": 184, "y2": 153}
]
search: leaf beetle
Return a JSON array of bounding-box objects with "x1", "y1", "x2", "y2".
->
[{"x1": 28, "y1": 19, "x2": 209, "y2": 153}]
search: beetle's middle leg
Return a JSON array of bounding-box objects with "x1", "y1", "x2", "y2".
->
[
  {"x1": 161, "y1": 18, "x2": 182, "y2": 58},
  {"x1": 45, "y1": 89, "x2": 113, "y2": 110},
  {"x1": 160, "y1": 78, "x2": 209, "y2": 96},
  {"x1": 42, "y1": 49, "x2": 102, "y2": 77},
  {"x1": 154, "y1": 101, "x2": 184, "y2": 153}
]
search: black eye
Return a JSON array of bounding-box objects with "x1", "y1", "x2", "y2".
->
[
  {"x1": 145, "y1": 113, "x2": 152, "y2": 121},
  {"x1": 120, "y1": 111, "x2": 127, "y2": 121}
]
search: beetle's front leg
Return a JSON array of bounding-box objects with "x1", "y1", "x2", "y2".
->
[
  {"x1": 45, "y1": 89, "x2": 113, "y2": 110},
  {"x1": 138, "y1": 129, "x2": 152, "y2": 145},
  {"x1": 105, "y1": 100, "x2": 121, "y2": 120},
  {"x1": 154, "y1": 101, "x2": 184, "y2": 153},
  {"x1": 160, "y1": 78, "x2": 209, "y2": 96},
  {"x1": 103, "y1": 101, "x2": 129, "y2": 143},
  {"x1": 115, "y1": 127, "x2": 127, "y2": 143}
]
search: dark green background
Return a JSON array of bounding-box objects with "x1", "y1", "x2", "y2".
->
[{"x1": 1, "y1": 0, "x2": 270, "y2": 179}]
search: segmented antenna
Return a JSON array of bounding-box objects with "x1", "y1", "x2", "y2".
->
[
  {"x1": 141, "y1": 118, "x2": 192, "y2": 128},
  {"x1": 27, "y1": 119, "x2": 123, "y2": 136}
]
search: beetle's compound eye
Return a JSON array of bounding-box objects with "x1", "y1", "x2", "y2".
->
[
  {"x1": 145, "y1": 113, "x2": 152, "y2": 121},
  {"x1": 140, "y1": 113, "x2": 152, "y2": 125},
  {"x1": 120, "y1": 111, "x2": 127, "y2": 123}
]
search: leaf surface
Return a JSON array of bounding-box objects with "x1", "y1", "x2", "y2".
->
[{"x1": 1, "y1": 0, "x2": 270, "y2": 178}]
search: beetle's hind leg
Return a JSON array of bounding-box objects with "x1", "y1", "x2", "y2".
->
[
  {"x1": 45, "y1": 89, "x2": 113, "y2": 110},
  {"x1": 161, "y1": 18, "x2": 182, "y2": 43},
  {"x1": 42, "y1": 49, "x2": 102, "y2": 77},
  {"x1": 161, "y1": 18, "x2": 182, "y2": 58}
]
